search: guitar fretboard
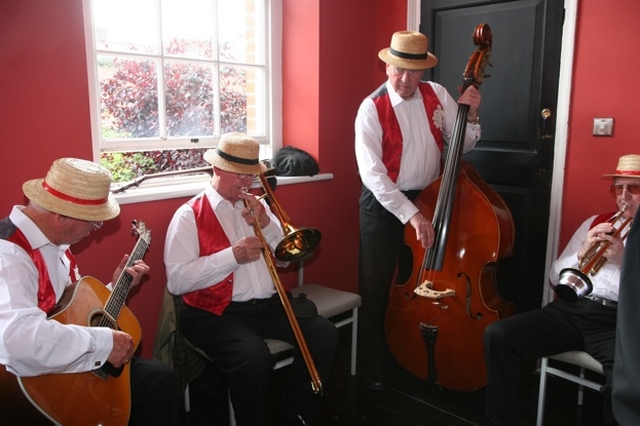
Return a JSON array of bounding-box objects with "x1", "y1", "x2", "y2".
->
[{"x1": 97, "y1": 232, "x2": 150, "y2": 328}]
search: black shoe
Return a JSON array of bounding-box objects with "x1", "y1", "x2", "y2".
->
[
  {"x1": 365, "y1": 375, "x2": 386, "y2": 390},
  {"x1": 279, "y1": 413, "x2": 308, "y2": 426},
  {"x1": 365, "y1": 362, "x2": 386, "y2": 390}
]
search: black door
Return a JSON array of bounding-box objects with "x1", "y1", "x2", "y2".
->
[{"x1": 421, "y1": 0, "x2": 564, "y2": 312}]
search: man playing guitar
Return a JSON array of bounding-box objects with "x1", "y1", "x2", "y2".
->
[{"x1": 0, "y1": 158, "x2": 177, "y2": 425}]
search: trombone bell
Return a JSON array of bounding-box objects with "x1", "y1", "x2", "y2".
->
[
  {"x1": 255, "y1": 173, "x2": 322, "y2": 262},
  {"x1": 276, "y1": 227, "x2": 322, "y2": 262}
]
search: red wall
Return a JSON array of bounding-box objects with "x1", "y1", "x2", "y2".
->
[
  {"x1": 561, "y1": 0, "x2": 640, "y2": 247},
  {"x1": 2, "y1": 0, "x2": 636, "y2": 359}
]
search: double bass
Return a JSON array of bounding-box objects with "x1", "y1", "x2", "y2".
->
[{"x1": 385, "y1": 24, "x2": 515, "y2": 391}]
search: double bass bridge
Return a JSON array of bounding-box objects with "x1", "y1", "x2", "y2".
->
[{"x1": 414, "y1": 280, "x2": 456, "y2": 300}]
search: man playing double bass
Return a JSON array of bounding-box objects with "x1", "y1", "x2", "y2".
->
[
  {"x1": 354, "y1": 30, "x2": 482, "y2": 390},
  {"x1": 484, "y1": 154, "x2": 640, "y2": 425}
]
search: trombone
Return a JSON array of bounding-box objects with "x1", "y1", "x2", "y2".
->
[
  {"x1": 242, "y1": 173, "x2": 323, "y2": 394},
  {"x1": 554, "y1": 205, "x2": 632, "y2": 302}
]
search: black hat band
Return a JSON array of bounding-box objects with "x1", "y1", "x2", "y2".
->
[
  {"x1": 389, "y1": 47, "x2": 428, "y2": 60},
  {"x1": 217, "y1": 147, "x2": 260, "y2": 165}
]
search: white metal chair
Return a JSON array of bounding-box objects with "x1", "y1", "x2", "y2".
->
[
  {"x1": 289, "y1": 261, "x2": 361, "y2": 375},
  {"x1": 536, "y1": 350, "x2": 604, "y2": 426}
]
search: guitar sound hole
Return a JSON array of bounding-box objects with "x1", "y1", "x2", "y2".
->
[{"x1": 89, "y1": 311, "x2": 118, "y2": 329}]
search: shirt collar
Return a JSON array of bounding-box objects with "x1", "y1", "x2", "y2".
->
[
  {"x1": 385, "y1": 80, "x2": 422, "y2": 107},
  {"x1": 9, "y1": 205, "x2": 68, "y2": 252},
  {"x1": 205, "y1": 183, "x2": 243, "y2": 211}
]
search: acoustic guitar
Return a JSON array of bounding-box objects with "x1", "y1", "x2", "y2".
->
[{"x1": 0, "y1": 220, "x2": 150, "y2": 425}]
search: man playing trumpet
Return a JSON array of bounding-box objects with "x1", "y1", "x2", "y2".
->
[
  {"x1": 164, "y1": 133, "x2": 338, "y2": 426},
  {"x1": 484, "y1": 154, "x2": 640, "y2": 425}
]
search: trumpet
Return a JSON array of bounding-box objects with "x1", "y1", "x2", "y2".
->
[
  {"x1": 241, "y1": 174, "x2": 323, "y2": 394},
  {"x1": 554, "y1": 205, "x2": 632, "y2": 302}
]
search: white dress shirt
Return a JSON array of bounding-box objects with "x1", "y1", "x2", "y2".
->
[
  {"x1": 549, "y1": 214, "x2": 624, "y2": 302},
  {"x1": 0, "y1": 206, "x2": 113, "y2": 376},
  {"x1": 354, "y1": 80, "x2": 480, "y2": 224},
  {"x1": 164, "y1": 184, "x2": 285, "y2": 301}
]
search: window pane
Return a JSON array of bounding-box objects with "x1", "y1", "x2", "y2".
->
[
  {"x1": 98, "y1": 55, "x2": 160, "y2": 139},
  {"x1": 164, "y1": 60, "x2": 216, "y2": 137},
  {"x1": 94, "y1": 0, "x2": 159, "y2": 54},
  {"x1": 220, "y1": 66, "x2": 247, "y2": 134},
  {"x1": 219, "y1": 0, "x2": 264, "y2": 64},
  {"x1": 88, "y1": 0, "x2": 280, "y2": 187},
  {"x1": 162, "y1": 0, "x2": 215, "y2": 59}
]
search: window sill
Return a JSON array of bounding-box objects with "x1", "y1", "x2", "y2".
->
[{"x1": 113, "y1": 173, "x2": 334, "y2": 205}]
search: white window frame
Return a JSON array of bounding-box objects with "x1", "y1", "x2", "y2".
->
[{"x1": 82, "y1": 0, "x2": 283, "y2": 204}]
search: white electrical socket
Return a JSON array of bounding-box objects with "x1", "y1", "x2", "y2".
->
[{"x1": 593, "y1": 118, "x2": 614, "y2": 136}]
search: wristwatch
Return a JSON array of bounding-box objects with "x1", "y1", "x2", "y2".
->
[{"x1": 467, "y1": 115, "x2": 480, "y2": 125}]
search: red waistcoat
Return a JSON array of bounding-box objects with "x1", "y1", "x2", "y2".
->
[
  {"x1": 181, "y1": 194, "x2": 235, "y2": 315},
  {"x1": 0, "y1": 218, "x2": 78, "y2": 315},
  {"x1": 591, "y1": 212, "x2": 617, "y2": 229},
  {"x1": 371, "y1": 82, "x2": 444, "y2": 183}
]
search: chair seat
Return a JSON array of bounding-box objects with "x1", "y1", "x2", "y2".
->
[
  {"x1": 264, "y1": 338, "x2": 295, "y2": 364},
  {"x1": 549, "y1": 351, "x2": 603, "y2": 374},
  {"x1": 291, "y1": 283, "x2": 362, "y2": 318},
  {"x1": 187, "y1": 337, "x2": 294, "y2": 366}
]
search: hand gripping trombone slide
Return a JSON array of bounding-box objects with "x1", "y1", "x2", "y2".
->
[{"x1": 242, "y1": 173, "x2": 323, "y2": 394}]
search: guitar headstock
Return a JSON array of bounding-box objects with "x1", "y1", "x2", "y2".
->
[
  {"x1": 463, "y1": 23, "x2": 493, "y2": 87},
  {"x1": 131, "y1": 220, "x2": 151, "y2": 245}
]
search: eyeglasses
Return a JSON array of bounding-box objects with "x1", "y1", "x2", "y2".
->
[
  {"x1": 392, "y1": 67, "x2": 424, "y2": 76},
  {"x1": 610, "y1": 184, "x2": 640, "y2": 196},
  {"x1": 236, "y1": 173, "x2": 255, "y2": 180},
  {"x1": 89, "y1": 221, "x2": 103, "y2": 230}
]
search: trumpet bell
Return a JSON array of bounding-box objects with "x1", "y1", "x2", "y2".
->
[
  {"x1": 554, "y1": 268, "x2": 594, "y2": 303},
  {"x1": 275, "y1": 227, "x2": 322, "y2": 262}
]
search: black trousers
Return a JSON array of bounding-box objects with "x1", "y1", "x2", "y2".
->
[
  {"x1": 358, "y1": 186, "x2": 419, "y2": 372},
  {"x1": 180, "y1": 295, "x2": 338, "y2": 426},
  {"x1": 484, "y1": 298, "x2": 617, "y2": 424},
  {"x1": 129, "y1": 357, "x2": 178, "y2": 425}
]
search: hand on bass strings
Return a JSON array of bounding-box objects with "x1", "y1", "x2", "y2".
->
[
  {"x1": 458, "y1": 85, "x2": 481, "y2": 121},
  {"x1": 409, "y1": 212, "x2": 435, "y2": 249}
]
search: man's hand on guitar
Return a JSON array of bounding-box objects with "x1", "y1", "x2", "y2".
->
[
  {"x1": 108, "y1": 330, "x2": 136, "y2": 368},
  {"x1": 112, "y1": 254, "x2": 150, "y2": 288}
]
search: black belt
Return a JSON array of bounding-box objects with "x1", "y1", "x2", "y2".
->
[
  {"x1": 231, "y1": 294, "x2": 279, "y2": 306},
  {"x1": 585, "y1": 295, "x2": 618, "y2": 309}
]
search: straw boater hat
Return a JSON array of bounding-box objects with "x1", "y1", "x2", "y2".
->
[
  {"x1": 22, "y1": 158, "x2": 120, "y2": 222},
  {"x1": 378, "y1": 31, "x2": 438, "y2": 70},
  {"x1": 602, "y1": 154, "x2": 640, "y2": 179},
  {"x1": 204, "y1": 132, "x2": 268, "y2": 175}
]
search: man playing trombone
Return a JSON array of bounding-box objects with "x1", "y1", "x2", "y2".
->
[
  {"x1": 164, "y1": 132, "x2": 338, "y2": 426},
  {"x1": 484, "y1": 154, "x2": 640, "y2": 425}
]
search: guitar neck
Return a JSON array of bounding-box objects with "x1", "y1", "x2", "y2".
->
[{"x1": 103, "y1": 237, "x2": 150, "y2": 322}]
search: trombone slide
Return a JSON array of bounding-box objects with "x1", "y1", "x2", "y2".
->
[{"x1": 242, "y1": 184, "x2": 324, "y2": 394}]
